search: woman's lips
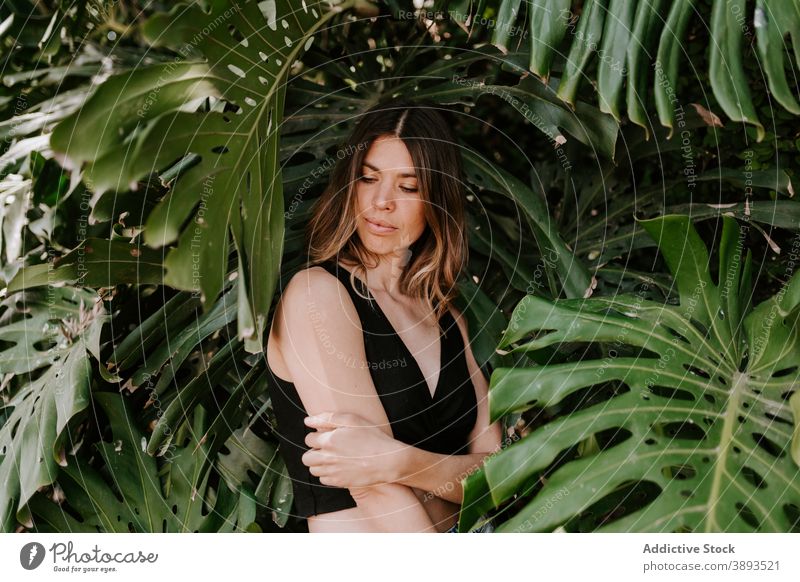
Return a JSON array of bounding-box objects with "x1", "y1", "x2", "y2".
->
[{"x1": 364, "y1": 217, "x2": 398, "y2": 234}]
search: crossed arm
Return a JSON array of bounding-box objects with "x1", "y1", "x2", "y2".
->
[
  {"x1": 304, "y1": 414, "x2": 500, "y2": 504},
  {"x1": 303, "y1": 304, "x2": 503, "y2": 504},
  {"x1": 274, "y1": 267, "x2": 502, "y2": 529}
]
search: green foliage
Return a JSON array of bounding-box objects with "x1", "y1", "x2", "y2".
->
[
  {"x1": 27, "y1": 392, "x2": 262, "y2": 532},
  {"x1": 0, "y1": 287, "x2": 105, "y2": 530},
  {"x1": 49, "y1": 0, "x2": 338, "y2": 354},
  {"x1": 461, "y1": 215, "x2": 800, "y2": 532},
  {"x1": 445, "y1": 0, "x2": 800, "y2": 140},
  {"x1": 1, "y1": 0, "x2": 799, "y2": 534}
]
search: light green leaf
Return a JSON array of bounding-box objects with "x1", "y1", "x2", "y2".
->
[
  {"x1": 468, "y1": 215, "x2": 800, "y2": 532},
  {"x1": 0, "y1": 288, "x2": 105, "y2": 531}
]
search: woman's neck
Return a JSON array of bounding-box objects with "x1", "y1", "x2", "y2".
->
[{"x1": 338, "y1": 246, "x2": 410, "y2": 296}]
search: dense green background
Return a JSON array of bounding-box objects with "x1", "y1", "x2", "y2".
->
[{"x1": 1, "y1": 0, "x2": 798, "y2": 532}]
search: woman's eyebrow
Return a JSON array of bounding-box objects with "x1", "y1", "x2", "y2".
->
[{"x1": 363, "y1": 160, "x2": 417, "y2": 178}]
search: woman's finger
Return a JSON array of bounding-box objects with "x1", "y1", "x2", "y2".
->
[
  {"x1": 301, "y1": 448, "x2": 326, "y2": 468},
  {"x1": 304, "y1": 431, "x2": 319, "y2": 449},
  {"x1": 304, "y1": 411, "x2": 338, "y2": 428},
  {"x1": 309, "y1": 464, "x2": 327, "y2": 477},
  {"x1": 305, "y1": 411, "x2": 368, "y2": 428}
]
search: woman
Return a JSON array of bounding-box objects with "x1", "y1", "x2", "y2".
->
[{"x1": 265, "y1": 98, "x2": 503, "y2": 532}]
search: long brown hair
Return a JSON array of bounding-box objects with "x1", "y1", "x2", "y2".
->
[{"x1": 305, "y1": 97, "x2": 468, "y2": 320}]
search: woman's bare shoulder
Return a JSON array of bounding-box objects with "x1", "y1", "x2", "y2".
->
[
  {"x1": 281, "y1": 264, "x2": 343, "y2": 302},
  {"x1": 276, "y1": 264, "x2": 360, "y2": 331}
]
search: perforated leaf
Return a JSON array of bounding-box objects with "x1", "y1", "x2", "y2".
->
[
  {"x1": 50, "y1": 1, "x2": 333, "y2": 354},
  {"x1": 28, "y1": 392, "x2": 257, "y2": 532},
  {"x1": 462, "y1": 215, "x2": 800, "y2": 532},
  {"x1": 0, "y1": 288, "x2": 105, "y2": 531}
]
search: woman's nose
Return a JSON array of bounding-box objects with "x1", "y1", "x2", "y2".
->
[{"x1": 373, "y1": 182, "x2": 394, "y2": 209}]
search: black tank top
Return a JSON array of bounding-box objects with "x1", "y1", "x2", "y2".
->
[{"x1": 266, "y1": 259, "x2": 478, "y2": 519}]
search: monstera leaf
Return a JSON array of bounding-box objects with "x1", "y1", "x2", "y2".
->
[
  {"x1": 27, "y1": 392, "x2": 259, "y2": 533},
  {"x1": 50, "y1": 0, "x2": 343, "y2": 354},
  {"x1": 461, "y1": 214, "x2": 800, "y2": 532},
  {"x1": 439, "y1": 0, "x2": 800, "y2": 140},
  {"x1": 217, "y1": 424, "x2": 295, "y2": 528},
  {"x1": 0, "y1": 287, "x2": 106, "y2": 531},
  {"x1": 6, "y1": 238, "x2": 165, "y2": 293}
]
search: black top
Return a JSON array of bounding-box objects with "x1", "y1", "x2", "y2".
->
[{"x1": 266, "y1": 259, "x2": 478, "y2": 518}]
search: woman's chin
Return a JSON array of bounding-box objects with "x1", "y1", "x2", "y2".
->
[{"x1": 358, "y1": 229, "x2": 395, "y2": 248}]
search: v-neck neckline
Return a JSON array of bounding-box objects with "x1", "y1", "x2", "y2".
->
[{"x1": 331, "y1": 261, "x2": 446, "y2": 401}]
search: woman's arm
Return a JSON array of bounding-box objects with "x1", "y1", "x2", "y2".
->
[
  {"x1": 274, "y1": 267, "x2": 436, "y2": 531},
  {"x1": 303, "y1": 304, "x2": 504, "y2": 505},
  {"x1": 390, "y1": 447, "x2": 497, "y2": 505},
  {"x1": 305, "y1": 410, "x2": 497, "y2": 504}
]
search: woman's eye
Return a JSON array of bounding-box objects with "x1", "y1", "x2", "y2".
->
[{"x1": 358, "y1": 175, "x2": 416, "y2": 193}]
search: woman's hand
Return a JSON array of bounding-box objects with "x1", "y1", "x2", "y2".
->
[{"x1": 301, "y1": 411, "x2": 403, "y2": 488}]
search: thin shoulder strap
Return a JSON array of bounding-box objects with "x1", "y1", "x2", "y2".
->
[
  {"x1": 315, "y1": 259, "x2": 343, "y2": 282},
  {"x1": 317, "y1": 260, "x2": 447, "y2": 324},
  {"x1": 317, "y1": 260, "x2": 385, "y2": 324},
  {"x1": 317, "y1": 259, "x2": 352, "y2": 288},
  {"x1": 317, "y1": 260, "x2": 372, "y2": 301}
]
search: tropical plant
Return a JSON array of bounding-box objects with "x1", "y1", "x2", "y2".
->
[
  {"x1": 0, "y1": 287, "x2": 106, "y2": 531},
  {"x1": 460, "y1": 214, "x2": 800, "y2": 532},
  {"x1": 440, "y1": 0, "x2": 800, "y2": 141},
  {"x1": 26, "y1": 391, "x2": 287, "y2": 532},
  {"x1": 48, "y1": 0, "x2": 345, "y2": 355},
  {"x1": 1, "y1": 0, "x2": 799, "y2": 533}
]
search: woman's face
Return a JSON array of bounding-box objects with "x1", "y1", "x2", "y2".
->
[{"x1": 354, "y1": 135, "x2": 427, "y2": 256}]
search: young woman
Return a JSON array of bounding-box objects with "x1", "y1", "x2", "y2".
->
[{"x1": 265, "y1": 98, "x2": 503, "y2": 532}]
